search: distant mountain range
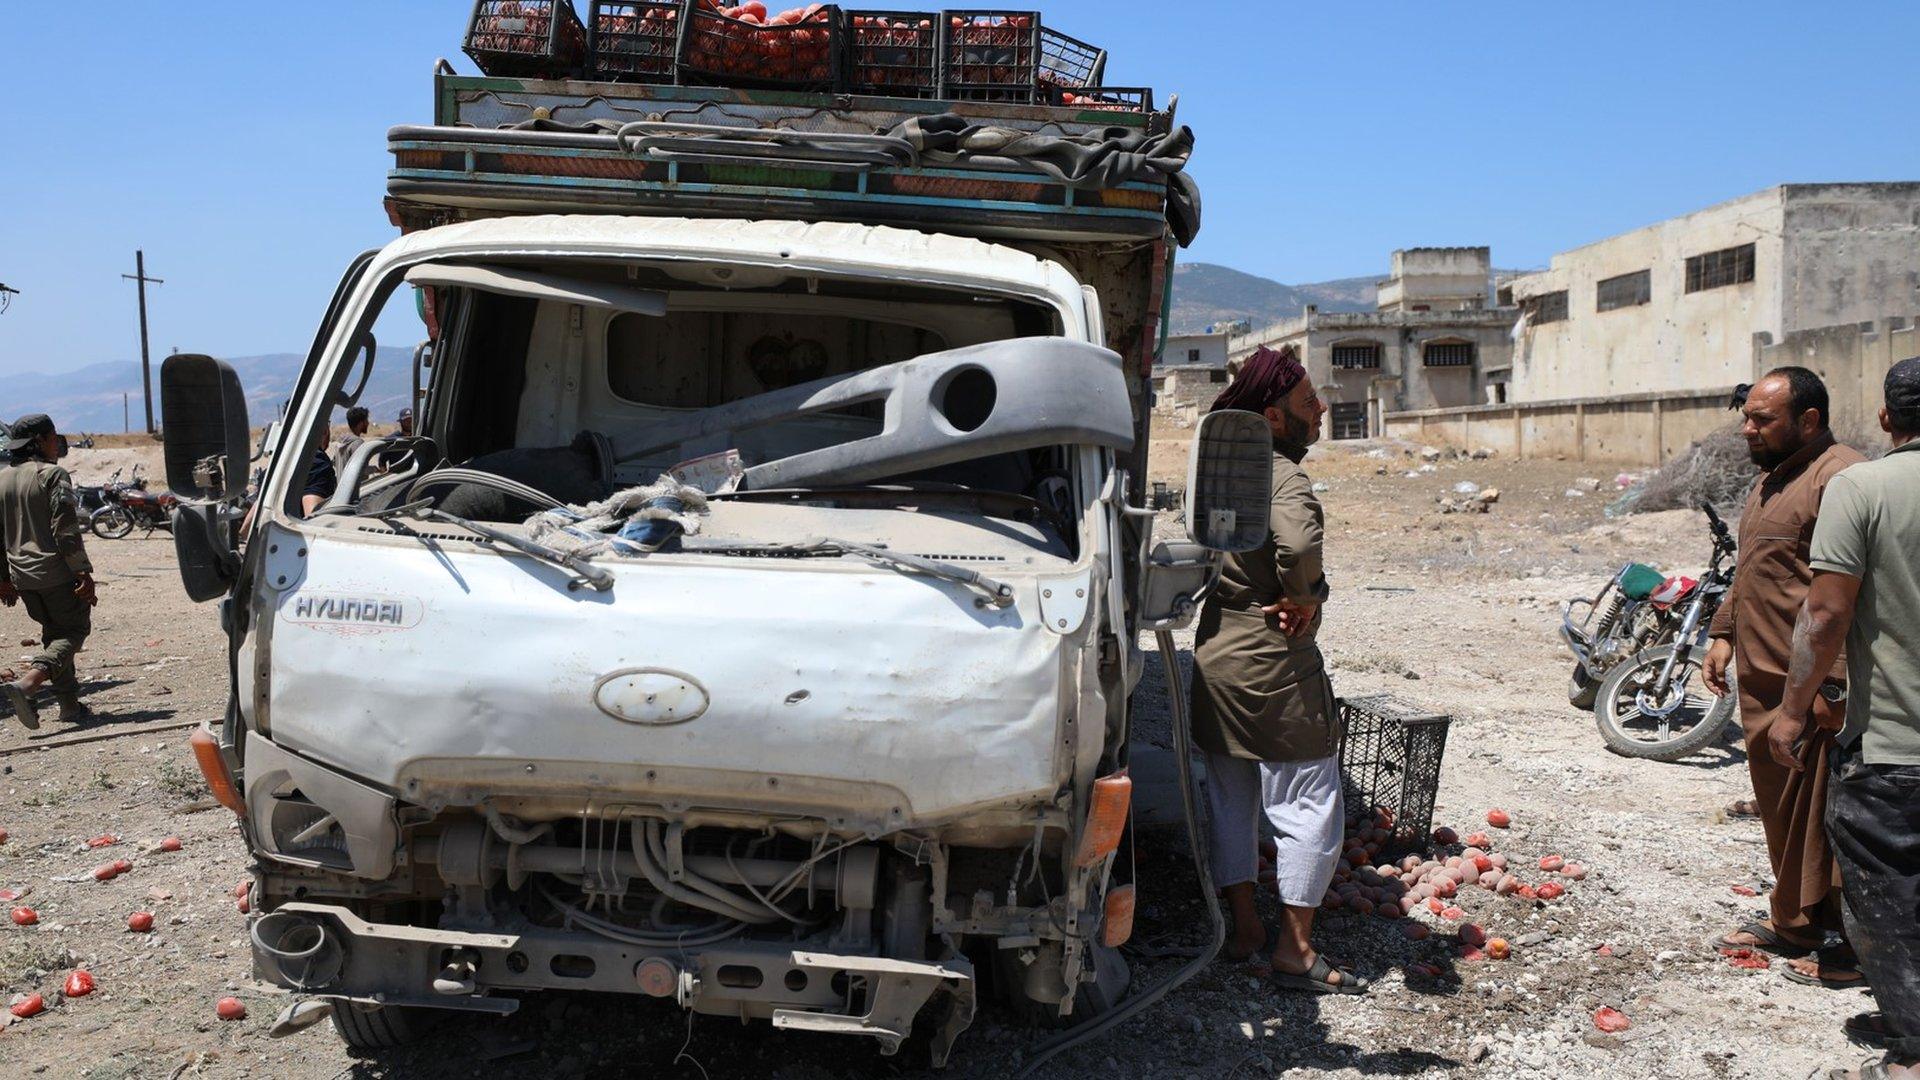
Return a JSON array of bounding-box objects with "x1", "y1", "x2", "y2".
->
[
  {"x1": 1168, "y1": 263, "x2": 1379, "y2": 335},
  {"x1": 1, "y1": 349, "x2": 415, "y2": 435}
]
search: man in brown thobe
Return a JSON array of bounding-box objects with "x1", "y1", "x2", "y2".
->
[
  {"x1": 1703, "y1": 368, "x2": 1863, "y2": 983},
  {"x1": 1190, "y1": 346, "x2": 1364, "y2": 996}
]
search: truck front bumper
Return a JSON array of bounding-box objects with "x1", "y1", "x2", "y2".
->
[{"x1": 254, "y1": 903, "x2": 975, "y2": 1063}]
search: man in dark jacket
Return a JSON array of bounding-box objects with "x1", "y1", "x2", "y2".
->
[{"x1": 0, "y1": 414, "x2": 98, "y2": 728}]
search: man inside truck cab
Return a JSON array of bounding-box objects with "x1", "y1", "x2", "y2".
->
[
  {"x1": 301, "y1": 425, "x2": 338, "y2": 517},
  {"x1": 1189, "y1": 346, "x2": 1364, "y2": 995}
]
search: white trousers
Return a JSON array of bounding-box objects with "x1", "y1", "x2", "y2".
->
[{"x1": 1204, "y1": 751, "x2": 1345, "y2": 908}]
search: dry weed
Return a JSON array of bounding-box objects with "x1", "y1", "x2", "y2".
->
[{"x1": 1634, "y1": 423, "x2": 1755, "y2": 514}]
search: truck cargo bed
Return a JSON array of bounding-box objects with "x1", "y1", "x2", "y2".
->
[{"x1": 387, "y1": 71, "x2": 1176, "y2": 242}]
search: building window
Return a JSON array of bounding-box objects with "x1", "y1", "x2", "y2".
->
[
  {"x1": 1522, "y1": 290, "x2": 1569, "y2": 324},
  {"x1": 1423, "y1": 341, "x2": 1474, "y2": 368},
  {"x1": 1330, "y1": 342, "x2": 1382, "y2": 369},
  {"x1": 1186, "y1": 348, "x2": 1201, "y2": 364},
  {"x1": 1685, "y1": 243, "x2": 1755, "y2": 293},
  {"x1": 1330, "y1": 402, "x2": 1368, "y2": 440},
  {"x1": 1210, "y1": 370, "x2": 1227, "y2": 383},
  {"x1": 1596, "y1": 269, "x2": 1651, "y2": 312}
]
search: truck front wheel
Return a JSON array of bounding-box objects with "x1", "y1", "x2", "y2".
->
[{"x1": 330, "y1": 1001, "x2": 435, "y2": 1049}]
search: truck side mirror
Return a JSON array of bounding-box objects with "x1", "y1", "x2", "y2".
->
[
  {"x1": 160, "y1": 354, "x2": 251, "y2": 502},
  {"x1": 1186, "y1": 409, "x2": 1272, "y2": 552},
  {"x1": 172, "y1": 504, "x2": 239, "y2": 603},
  {"x1": 1138, "y1": 540, "x2": 1215, "y2": 629}
]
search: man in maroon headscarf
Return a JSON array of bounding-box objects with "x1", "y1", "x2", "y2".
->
[{"x1": 1189, "y1": 346, "x2": 1363, "y2": 994}]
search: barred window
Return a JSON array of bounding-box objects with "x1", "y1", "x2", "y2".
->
[
  {"x1": 1522, "y1": 290, "x2": 1568, "y2": 324},
  {"x1": 1597, "y1": 269, "x2": 1651, "y2": 312},
  {"x1": 1423, "y1": 341, "x2": 1474, "y2": 367},
  {"x1": 1330, "y1": 342, "x2": 1382, "y2": 369},
  {"x1": 1685, "y1": 243, "x2": 1755, "y2": 293},
  {"x1": 1330, "y1": 402, "x2": 1368, "y2": 440}
]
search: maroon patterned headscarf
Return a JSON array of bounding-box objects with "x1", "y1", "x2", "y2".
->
[{"x1": 1209, "y1": 345, "x2": 1306, "y2": 414}]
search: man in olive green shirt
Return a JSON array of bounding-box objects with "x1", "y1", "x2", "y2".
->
[
  {"x1": 0, "y1": 414, "x2": 98, "y2": 729},
  {"x1": 1769, "y1": 358, "x2": 1920, "y2": 1079}
]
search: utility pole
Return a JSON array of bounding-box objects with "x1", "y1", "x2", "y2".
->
[
  {"x1": 123, "y1": 393, "x2": 130, "y2": 434},
  {"x1": 121, "y1": 251, "x2": 164, "y2": 434}
]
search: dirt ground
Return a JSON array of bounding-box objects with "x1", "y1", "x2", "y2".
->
[{"x1": 0, "y1": 438, "x2": 1885, "y2": 1078}]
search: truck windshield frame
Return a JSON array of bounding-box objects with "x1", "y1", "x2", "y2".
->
[{"x1": 261, "y1": 230, "x2": 1095, "y2": 542}]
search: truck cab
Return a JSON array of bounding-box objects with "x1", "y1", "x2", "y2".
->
[{"x1": 162, "y1": 67, "x2": 1263, "y2": 1064}]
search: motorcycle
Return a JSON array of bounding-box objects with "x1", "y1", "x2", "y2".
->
[
  {"x1": 89, "y1": 465, "x2": 178, "y2": 539},
  {"x1": 1561, "y1": 502, "x2": 1739, "y2": 761},
  {"x1": 75, "y1": 468, "x2": 122, "y2": 516}
]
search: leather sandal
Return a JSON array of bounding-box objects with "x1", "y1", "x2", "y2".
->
[
  {"x1": 1714, "y1": 921, "x2": 1816, "y2": 958},
  {"x1": 1269, "y1": 954, "x2": 1368, "y2": 996}
]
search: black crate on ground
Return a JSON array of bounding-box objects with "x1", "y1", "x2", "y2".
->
[
  {"x1": 939, "y1": 10, "x2": 1039, "y2": 102},
  {"x1": 465, "y1": 0, "x2": 589, "y2": 78},
  {"x1": 1044, "y1": 84, "x2": 1151, "y2": 113},
  {"x1": 678, "y1": 3, "x2": 846, "y2": 92},
  {"x1": 1037, "y1": 23, "x2": 1104, "y2": 89},
  {"x1": 846, "y1": 10, "x2": 941, "y2": 97},
  {"x1": 588, "y1": 1, "x2": 684, "y2": 83},
  {"x1": 1337, "y1": 694, "x2": 1451, "y2": 855}
]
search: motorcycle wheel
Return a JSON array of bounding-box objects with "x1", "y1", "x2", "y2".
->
[
  {"x1": 1595, "y1": 643, "x2": 1737, "y2": 762},
  {"x1": 89, "y1": 506, "x2": 135, "y2": 540},
  {"x1": 1568, "y1": 666, "x2": 1602, "y2": 711}
]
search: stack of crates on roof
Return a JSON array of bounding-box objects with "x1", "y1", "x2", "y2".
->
[{"x1": 460, "y1": 0, "x2": 1148, "y2": 112}]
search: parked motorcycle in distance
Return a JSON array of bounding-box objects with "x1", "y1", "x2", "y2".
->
[
  {"x1": 1561, "y1": 502, "x2": 1739, "y2": 761},
  {"x1": 75, "y1": 467, "x2": 121, "y2": 517},
  {"x1": 89, "y1": 465, "x2": 177, "y2": 539}
]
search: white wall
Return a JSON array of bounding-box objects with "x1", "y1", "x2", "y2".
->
[
  {"x1": 1507, "y1": 187, "x2": 1786, "y2": 402},
  {"x1": 1162, "y1": 332, "x2": 1230, "y2": 368}
]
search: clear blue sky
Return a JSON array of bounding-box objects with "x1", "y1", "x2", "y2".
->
[{"x1": 4, "y1": 1, "x2": 1918, "y2": 376}]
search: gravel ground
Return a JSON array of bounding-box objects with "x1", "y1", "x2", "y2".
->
[{"x1": 0, "y1": 440, "x2": 1885, "y2": 1078}]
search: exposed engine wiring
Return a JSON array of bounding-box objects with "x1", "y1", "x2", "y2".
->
[
  {"x1": 538, "y1": 882, "x2": 746, "y2": 949},
  {"x1": 481, "y1": 805, "x2": 553, "y2": 846}
]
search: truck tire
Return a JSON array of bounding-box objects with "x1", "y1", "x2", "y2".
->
[
  {"x1": 1567, "y1": 666, "x2": 1602, "y2": 711},
  {"x1": 330, "y1": 1001, "x2": 432, "y2": 1049},
  {"x1": 1594, "y1": 644, "x2": 1736, "y2": 762}
]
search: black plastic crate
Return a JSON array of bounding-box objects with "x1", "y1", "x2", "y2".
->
[
  {"x1": 588, "y1": 1, "x2": 683, "y2": 83},
  {"x1": 465, "y1": 0, "x2": 589, "y2": 78},
  {"x1": 1337, "y1": 695, "x2": 1451, "y2": 856},
  {"x1": 1045, "y1": 84, "x2": 1151, "y2": 113},
  {"x1": 939, "y1": 10, "x2": 1039, "y2": 102},
  {"x1": 678, "y1": 2, "x2": 845, "y2": 92},
  {"x1": 846, "y1": 10, "x2": 940, "y2": 97},
  {"x1": 1038, "y1": 23, "x2": 1104, "y2": 89}
]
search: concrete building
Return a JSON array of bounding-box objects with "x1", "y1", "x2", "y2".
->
[
  {"x1": 1229, "y1": 247, "x2": 1517, "y2": 439},
  {"x1": 1160, "y1": 329, "x2": 1233, "y2": 368},
  {"x1": 1149, "y1": 364, "x2": 1230, "y2": 417},
  {"x1": 1504, "y1": 183, "x2": 1920, "y2": 402}
]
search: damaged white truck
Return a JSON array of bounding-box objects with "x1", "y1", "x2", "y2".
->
[{"x1": 161, "y1": 66, "x2": 1268, "y2": 1064}]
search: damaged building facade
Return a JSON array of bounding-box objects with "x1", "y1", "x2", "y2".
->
[
  {"x1": 1504, "y1": 183, "x2": 1920, "y2": 404},
  {"x1": 1229, "y1": 247, "x2": 1518, "y2": 439}
]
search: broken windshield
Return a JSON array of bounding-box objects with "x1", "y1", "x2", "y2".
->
[{"x1": 296, "y1": 256, "x2": 1123, "y2": 567}]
